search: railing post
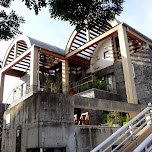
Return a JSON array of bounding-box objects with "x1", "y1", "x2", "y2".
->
[
  {"x1": 145, "y1": 146, "x2": 148, "y2": 152},
  {"x1": 129, "y1": 124, "x2": 135, "y2": 141},
  {"x1": 99, "y1": 149, "x2": 102, "y2": 152},
  {"x1": 146, "y1": 103, "x2": 152, "y2": 125}
]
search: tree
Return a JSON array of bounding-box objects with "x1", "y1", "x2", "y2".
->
[
  {"x1": 0, "y1": 0, "x2": 124, "y2": 40},
  {"x1": 0, "y1": 0, "x2": 25, "y2": 40}
]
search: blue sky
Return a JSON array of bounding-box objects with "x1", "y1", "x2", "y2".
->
[{"x1": 1, "y1": 0, "x2": 152, "y2": 102}]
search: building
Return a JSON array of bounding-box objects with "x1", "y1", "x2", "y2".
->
[{"x1": 0, "y1": 19, "x2": 152, "y2": 152}]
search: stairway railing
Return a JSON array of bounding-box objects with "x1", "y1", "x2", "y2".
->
[
  {"x1": 91, "y1": 106, "x2": 152, "y2": 152},
  {"x1": 133, "y1": 133, "x2": 152, "y2": 152}
]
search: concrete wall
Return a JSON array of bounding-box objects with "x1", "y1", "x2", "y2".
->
[
  {"x1": 38, "y1": 93, "x2": 75, "y2": 151},
  {"x1": 131, "y1": 49, "x2": 152, "y2": 104},
  {"x1": 90, "y1": 37, "x2": 114, "y2": 73},
  {"x1": 2, "y1": 92, "x2": 76, "y2": 152},
  {"x1": 2, "y1": 94, "x2": 39, "y2": 152},
  {"x1": 1, "y1": 92, "x2": 147, "y2": 152},
  {"x1": 75, "y1": 125, "x2": 125, "y2": 152}
]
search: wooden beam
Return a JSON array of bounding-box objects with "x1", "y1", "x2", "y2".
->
[
  {"x1": 62, "y1": 59, "x2": 69, "y2": 92},
  {"x1": 126, "y1": 25, "x2": 152, "y2": 46},
  {"x1": 0, "y1": 73, "x2": 5, "y2": 102},
  {"x1": 118, "y1": 24, "x2": 138, "y2": 104},
  {"x1": 1, "y1": 46, "x2": 32, "y2": 74},
  {"x1": 30, "y1": 46, "x2": 38, "y2": 92},
  {"x1": 65, "y1": 24, "x2": 119, "y2": 59},
  {"x1": 69, "y1": 58, "x2": 89, "y2": 68},
  {"x1": 14, "y1": 42, "x2": 18, "y2": 59},
  {"x1": 79, "y1": 52, "x2": 91, "y2": 58},
  {"x1": 65, "y1": 30, "x2": 78, "y2": 54},
  {"x1": 44, "y1": 59, "x2": 61, "y2": 69},
  {"x1": 5, "y1": 69, "x2": 26, "y2": 77},
  {"x1": 40, "y1": 49, "x2": 65, "y2": 60}
]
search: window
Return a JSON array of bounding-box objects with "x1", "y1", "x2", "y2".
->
[
  {"x1": 104, "y1": 51, "x2": 109, "y2": 59},
  {"x1": 101, "y1": 74, "x2": 117, "y2": 93}
]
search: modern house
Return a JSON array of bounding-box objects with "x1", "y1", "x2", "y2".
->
[{"x1": 0, "y1": 19, "x2": 152, "y2": 152}]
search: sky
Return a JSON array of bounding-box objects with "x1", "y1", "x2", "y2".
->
[{"x1": 1, "y1": 0, "x2": 152, "y2": 102}]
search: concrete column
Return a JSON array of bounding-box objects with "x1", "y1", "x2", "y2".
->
[
  {"x1": 0, "y1": 72, "x2": 5, "y2": 102},
  {"x1": 118, "y1": 25, "x2": 138, "y2": 104},
  {"x1": 62, "y1": 59, "x2": 69, "y2": 93},
  {"x1": 30, "y1": 46, "x2": 38, "y2": 93}
]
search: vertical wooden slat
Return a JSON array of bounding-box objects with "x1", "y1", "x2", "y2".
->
[
  {"x1": 30, "y1": 46, "x2": 38, "y2": 92},
  {"x1": 0, "y1": 73, "x2": 5, "y2": 102},
  {"x1": 62, "y1": 59, "x2": 69, "y2": 92}
]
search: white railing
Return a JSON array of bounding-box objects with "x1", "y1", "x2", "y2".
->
[
  {"x1": 3, "y1": 81, "x2": 30, "y2": 109},
  {"x1": 91, "y1": 106, "x2": 152, "y2": 152},
  {"x1": 133, "y1": 133, "x2": 152, "y2": 152}
]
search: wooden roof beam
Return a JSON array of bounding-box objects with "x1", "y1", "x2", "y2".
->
[
  {"x1": 1, "y1": 46, "x2": 32, "y2": 74},
  {"x1": 125, "y1": 24, "x2": 152, "y2": 46},
  {"x1": 5, "y1": 69, "x2": 26, "y2": 77},
  {"x1": 40, "y1": 49, "x2": 65, "y2": 60},
  {"x1": 65, "y1": 24, "x2": 119, "y2": 59}
]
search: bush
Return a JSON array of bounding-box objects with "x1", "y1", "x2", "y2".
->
[{"x1": 81, "y1": 77, "x2": 108, "y2": 92}]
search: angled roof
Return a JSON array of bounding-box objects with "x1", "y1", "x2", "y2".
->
[{"x1": 28, "y1": 36, "x2": 65, "y2": 55}]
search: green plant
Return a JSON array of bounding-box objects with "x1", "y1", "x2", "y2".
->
[
  {"x1": 81, "y1": 77, "x2": 108, "y2": 92},
  {"x1": 118, "y1": 116, "x2": 127, "y2": 126},
  {"x1": 45, "y1": 77, "x2": 52, "y2": 91},
  {"x1": 101, "y1": 113, "x2": 108, "y2": 124},
  {"x1": 106, "y1": 112, "x2": 128, "y2": 126},
  {"x1": 123, "y1": 118, "x2": 132, "y2": 125}
]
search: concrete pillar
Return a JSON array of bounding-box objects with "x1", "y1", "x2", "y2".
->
[
  {"x1": 117, "y1": 25, "x2": 138, "y2": 104},
  {"x1": 0, "y1": 72, "x2": 5, "y2": 102},
  {"x1": 30, "y1": 46, "x2": 38, "y2": 93},
  {"x1": 62, "y1": 59, "x2": 69, "y2": 93}
]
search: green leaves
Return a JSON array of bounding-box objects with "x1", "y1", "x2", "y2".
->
[
  {"x1": 0, "y1": 0, "x2": 124, "y2": 40},
  {"x1": 22, "y1": 0, "x2": 47, "y2": 15},
  {"x1": 0, "y1": 10, "x2": 25, "y2": 40},
  {"x1": 48, "y1": 0, "x2": 124, "y2": 30}
]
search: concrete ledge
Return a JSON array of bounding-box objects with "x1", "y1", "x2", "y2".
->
[
  {"x1": 73, "y1": 95, "x2": 147, "y2": 112},
  {"x1": 75, "y1": 88, "x2": 121, "y2": 101}
]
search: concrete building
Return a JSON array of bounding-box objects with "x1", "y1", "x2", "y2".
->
[{"x1": 0, "y1": 19, "x2": 152, "y2": 151}]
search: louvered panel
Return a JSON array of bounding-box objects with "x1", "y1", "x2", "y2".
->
[
  {"x1": 17, "y1": 41, "x2": 28, "y2": 57},
  {"x1": 69, "y1": 21, "x2": 112, "y2": 60}
]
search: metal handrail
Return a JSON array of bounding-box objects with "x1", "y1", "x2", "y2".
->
[
  {"x1": 4, "y1": 81, "x2": 30, "y2": 106},
  {"x1": 133, "y1": 133, "x2": 152, "y2": 152},
  {"x1": 91, "y1": 106, "x2": 152, "y2": 152}
]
